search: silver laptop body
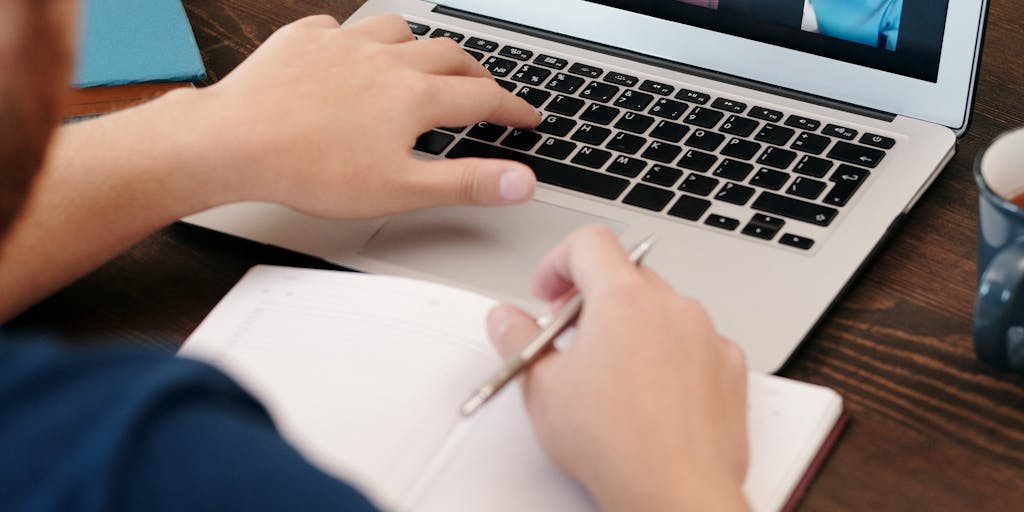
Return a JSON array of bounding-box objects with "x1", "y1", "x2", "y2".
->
[{"x1": 186, "y1": 0, "x2": 987, "y2": 372}]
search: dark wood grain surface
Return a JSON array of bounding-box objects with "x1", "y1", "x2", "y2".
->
[{"x1": 10, "y1": 1, "x2": 1024, "y2": 509}]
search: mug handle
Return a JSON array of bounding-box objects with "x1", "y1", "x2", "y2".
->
[{"x1": 974, "y1": 240, "x2": 1024, "y2": 372}]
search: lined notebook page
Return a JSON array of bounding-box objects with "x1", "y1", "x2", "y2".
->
[{"x1": 181, "y1": 265, "x2": 842, "y2": 512}]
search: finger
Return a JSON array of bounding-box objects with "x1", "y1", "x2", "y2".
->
[
  {"x1": 399, "y1": 157, "x2": 536, "y2": 207},
  {"x1": 395, "y1": 37, "x2": 491, "y2": 78},
  {"x1": 486, "y1": 304, "x2": 542, "y2": 359},
  {"x1": 530, "y1": 225, "x2": 636, "y2": 302},
  {"x1": 486, "y1": 305, "x2": 564, "y2": 409},
  {"x1": 418, "y1": 76, "x2": 541, "y2": 131},
  {"x1": 343, "y1": 14, "x2": 416, "y2": 44},
  {"x1": 286, "y1": 14, "x2": 342, "y2": 30}
]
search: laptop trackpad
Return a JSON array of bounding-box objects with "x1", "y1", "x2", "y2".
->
[{"x1": 359, "y1": 202, "x2": 626, "y2": 298}]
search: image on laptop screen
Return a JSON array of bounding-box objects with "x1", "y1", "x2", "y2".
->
[{"x1": 586, "y1": 0, "x2": 949, "y2": 82}]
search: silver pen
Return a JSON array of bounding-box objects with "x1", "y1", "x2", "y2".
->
[{"x1": 460, "y1": 235, "x2": 657, "y2": 416}]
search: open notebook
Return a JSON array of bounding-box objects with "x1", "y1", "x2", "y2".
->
[{"x1": 180, "y1": 266, "x2": 846, "y2": 512}]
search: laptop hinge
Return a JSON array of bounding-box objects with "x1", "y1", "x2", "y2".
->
[{"x1": 434, "y1": 5, "x2": 897, "y2": 123}]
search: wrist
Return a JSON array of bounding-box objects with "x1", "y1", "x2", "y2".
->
[{"x1": 591, "y1": 458, "x2": 749, "y2": 512}]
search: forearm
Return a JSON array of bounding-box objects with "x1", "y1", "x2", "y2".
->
[{"x1": 0, "y1": 89, "x2": 230, "y2": 320}]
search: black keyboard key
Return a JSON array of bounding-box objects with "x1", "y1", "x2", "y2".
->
[
  {"x1": 516, "y1": 86, "x2": 552, "y2": 108},
  {"x1": 711, "y1": 98, "x2": 747, "y2": 113},
  {"x1": 721, "y1": 138, "x2": 762, "y2": 160},
  {"x1": 615, "y1": 112, "x2": 656, "y2": 134},
  {"x1": 780, "y1": 233, "x2": 815, "y2": 250},
  {"x1": 827, "y1": 141, "x2": 885, "y2": 168},
  {"x1": 706, "y1": 214, "x2": 741, "y2": 231},
  {"x1": 794, "y1": 155, "x2": 834, "y2": 178},
  {"x1": 678, "y1": 149, "x2": 717, "y2": 172},
  {"x1": 545, "y1": 73, "x2": 586, "y2": 95},
  {"x1": 787, "y1": 176, "x2": 827, "y2": 200},
  {"x1": 501, "y1": 129, "x2": 542, "y2": 152},
  {"x1": 713, "y1": 159, "x2": 754, "y2": 182},
  {"x1": 650, "y1": 98, "x2": 690, "y2": 120},
  {"x1": 640, "y1": 80, "x2": 675, "y2": 96},
  {"x1": 643, "y1": 165, "x2": 684, "y2": 188},
  {"x1": 581, "y1": 81, "x2": 620, "y2": 103},
  {"x1": 684, "y1": 107, "x2": 723, "y2": 128},
  {"x1": 571, "y1": 146, "x2": 613, "y2": 169},
  {"x1": 615, "y1": 90, "x2": 656, "y2": 111},
  {"x1": 537, "y1": 114, "x2": 577, "y2": 137},
  {"x1": 752, "y1": 192, "x2": 838, "y2": 226},
  {"x1": 448, "y1": 140, "x2": 628, "y2": 199},
  {"x1": 679, "y1": 174, "x2": 720, "y2": 197},
  {"x1": 684, "y1": 129, "x2": 726, "y2": 152},
  {"x1": 675, "y1": 89, "x2": 711, "y2": 104},
  {"x1": 785, "y1": 115, "x2": 821, "y2": 132},
  {"x1": 606, "y1": 132, "x2": 647, "y2": 155},
  {"x1": 465, "y1": 49, "x2": 484, "y2": 61},
  {"x1": 757, "y1": 146, "x2": 798, "y2": 169},
  {"x1": 535, "y1": 54, "x2": 569, "y2": 70},
  {"x1": 720, "y1": 116, "x2": 759, "y2": 137},
  {"x1": 608, "y1": 155, "x2": 647, "y2": 177},
  {"x1": 483, "y1": 57, "x2": 517, "y2": 77},
  {"x1": 512, "y1": 65, "x2": 552, "y2": 86},
  {"x1": 650, "y1": 120, "x2": 690, "y2": 143},
  {"x1": 547, "y1": 95, "x2": 585, "y2": 116},
  {"x1": 499, "y1": 46, "x2": 533, "y2": 61},
  {"x1": 568, "y1": 63, "x2": 604, "y2": 78},
  {"x1": 414, "y1": 130, "x2": 455, "y2": 155},
  {"x1": 429, "y1": 29, "x2": 464, "y2": 42},
  {"x1": 749, "y1": 107, "x2": 784, "y2": 123},
  {"x1": 571, "y1": 124, "x2": 612, "y2": 145},
  {"x1": 750, "y1": 168, "x2": 789, "y2": 190},
  {"x1": 754, "y1": 124, "x2": 796, "y2": 146},
  {"x1": 495, "y1": 79, "x2": 516, "y2": 92},
  {"x1": 823, "y1": 124, "x2": 858, "y2": 140},
  {"x1": 466, "y1": 122, "x2": 507, "y2": 142},
  {"x1": 406, "y1": 21, "x2": 430, "y2": 36},
  {"x1": 537, "y1": 138, "x2": 578, "y2": 160},
  {"x1": 860, "y1": 133, "x2": 896, "y2": 150},
  {"x1": 439, "y1": 126, "x2": 466, "y2": 134},
  {"x1": 791, "y1": 132, "x2": 831, "y2": 155},
  {"x1": 604, "y1": 71, "x2": 639, "y2": 87},
  {"x1": 580, "y1": 104, "x2": 621, "y2": 125},
  {"x1": 465, "y1": 37, "x2": 499, "y2": 52},
  {"x1": 742, "y1": 214, "x2": 785, "y2": 240},
  {"x1": 623, "y1": 184, "x2": 675, "y2": 212},
  {"x1": 669, "y1": 195, "x2": 712, "y2": 221},
  {"x1": 824, "y1": 164, "x2": 871, "y2": 206},
  {"x1": 642, "y1": 141, "x2": 683, "y2": 164}
]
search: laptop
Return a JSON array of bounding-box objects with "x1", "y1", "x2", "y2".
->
[{"x1": 185, "y1": 0, "x2": 988, "y2": 372}]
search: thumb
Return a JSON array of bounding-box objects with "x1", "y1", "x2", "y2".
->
[
  {"x1": 409, "y1": 158, "x2": 536, "y2": 207},
  {"x1": 486, "y1": 304, "x2": 541, "y2": 359}
]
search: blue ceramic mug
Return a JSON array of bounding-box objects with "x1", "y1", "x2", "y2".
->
[{"x1": 974, "y1": 127, "x2": 1024, "y2": 372}]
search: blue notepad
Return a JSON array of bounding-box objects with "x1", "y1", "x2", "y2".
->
[{"x1": 74, "y1": 0, "x2": 206, "y2": 88}]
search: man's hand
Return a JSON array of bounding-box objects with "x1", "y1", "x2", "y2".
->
[
  {"x1": 181, "y1": 14, "x2": 541, "y2": 218},
  {"x1": 487, "y1": 226, "x2": 751, "y2": 512}
]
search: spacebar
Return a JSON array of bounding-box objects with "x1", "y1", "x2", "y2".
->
[{"x1": 446, "y1": 139, "x2": 629, "y2": 200}]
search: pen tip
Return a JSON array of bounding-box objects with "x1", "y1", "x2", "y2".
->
[{"x1": 460, "y1": 391, "x2": 488, "y2": 417}]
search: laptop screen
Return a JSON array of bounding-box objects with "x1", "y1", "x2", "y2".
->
[{"x1": 584, "y1": 0, "x2": 949, "y2": 82}]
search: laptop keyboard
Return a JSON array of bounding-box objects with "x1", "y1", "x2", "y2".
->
[{"x1": 407, "y1": 20, "x2": 897, "y2": 252}]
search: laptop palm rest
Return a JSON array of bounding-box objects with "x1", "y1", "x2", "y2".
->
[{"x1": 359, "y1": 201, "x2": 626, "y2": 299}]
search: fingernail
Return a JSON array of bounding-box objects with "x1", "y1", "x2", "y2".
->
[
  {"x1": 499, "y1": 166, "x2": 535, "y2": 203},
  {"x1": 487, "y1": 306, "x2": 513, "y2": 341}
]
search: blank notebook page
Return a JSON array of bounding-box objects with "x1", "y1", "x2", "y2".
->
[{"x1": 181, "y1": 265, "x2": 842, "y2": 512}]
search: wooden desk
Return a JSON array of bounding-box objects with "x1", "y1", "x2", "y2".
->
[{"x1": 10, "y1": 0, "x2": 1024, "y2": 509}]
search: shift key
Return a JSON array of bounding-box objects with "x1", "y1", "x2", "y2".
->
[
  {"x1": 446, "y1": 139, "x2": 629, "y2": 200},
  {"x1": 751, "y1": 192, "x2": 838, "y2": 226}
]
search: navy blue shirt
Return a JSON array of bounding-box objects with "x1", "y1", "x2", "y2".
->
[{"x1": 0, "y1": 338, "x2": 380, "y2": 512}]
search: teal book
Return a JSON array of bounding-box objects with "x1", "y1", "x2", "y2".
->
[{"x1": 73, "y1": 0, "x2": 206, "y2": 88}]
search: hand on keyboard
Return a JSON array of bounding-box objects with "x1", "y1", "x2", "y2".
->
[{"x1": 182, "y1": 14, "x2": 542, "y2": 218}]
